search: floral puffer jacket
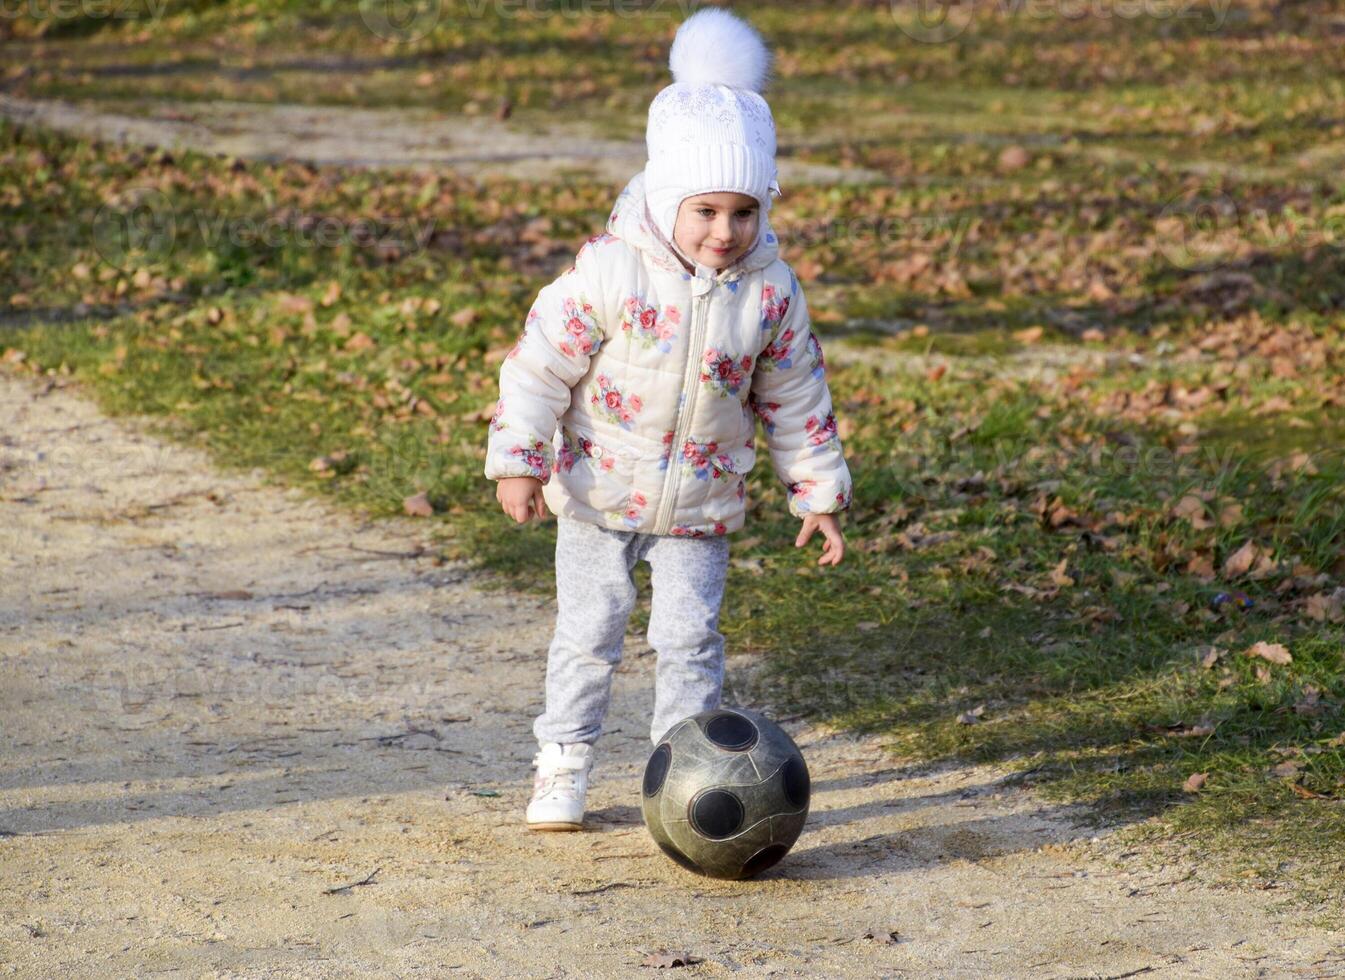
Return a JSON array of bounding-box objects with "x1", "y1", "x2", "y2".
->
[{"x1": 484, "y1": 170, "x2": 852, "y2": 537}]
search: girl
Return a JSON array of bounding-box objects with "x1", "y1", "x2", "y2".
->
[{"x1": 483, "y1": 8, "x2": 852, "y2": 831}]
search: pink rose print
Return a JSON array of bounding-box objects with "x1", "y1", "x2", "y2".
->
[
  {"x1": 761, "y1": 283, "x2": 791, "y2": 333},
  {"x1": 658, "y1": 429, "x2": 675, "y2": 471},
  {"x1": 609, "y1": 490, "x2": 648, "y2": 529},
  {"x1": 508, "y1": 439, "x2": 552, "y2": 481},
  {"x1": 805, "y1": 332, "x2": 825, "y2": 378},
  {"x1": 788, "y1": 479, "x2": 819, "y2": 513},
  {"x1": 748, "y1": 393, "x2": 781, "y2": 435},
  {"x1": 557, "y1": 295, "x2": 601, "y2": 359},
  {"x1": 488, "y1": 397, "x2": 507, "y2": 433},
  {"x1": 805, "y1": 411, "x2": 840, "y2": 449},
  {"x1": 507, "y1": 317, "x2": 528, "y2": 359},
  {"x1": 670, "y1": 521, "x2": 728, "y2": 537},
  {"x1": 700, "y1": 348, "x2": 753, "y2": 398},
  {"x1": 557, "y1": 431, "x2": 615, "y2": 473},
  {"x1": 680, "y1": 439, "x2": 734, "y2": 482},
  {"x1": 757, "y1": 327, "x2": 795, "y2": 373},
  {"x1": 621, "y1": 296, "x2": 680, "y2": 353},
  {"x1": 588, "y1": 374, "x2": 643, "y2": 430}
]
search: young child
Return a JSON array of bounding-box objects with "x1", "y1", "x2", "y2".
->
[{"x1": 484, "y1": 8, "x2": 853, "y2": 831}]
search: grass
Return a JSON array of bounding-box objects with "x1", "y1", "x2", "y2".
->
[{"x1": 4, "y1": 0, "x2": 1345, "y2": 912}]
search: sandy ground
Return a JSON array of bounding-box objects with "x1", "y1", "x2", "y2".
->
[
  {"x1": 0, "y1": 94, "x2": 885, "y2": 186},
  {"x1": 3, "y1": 371, "x2": 1345, "y2": 979}
]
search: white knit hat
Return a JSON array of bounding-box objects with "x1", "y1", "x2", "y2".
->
[{"x1": 643, "y1": 8, "x2": 782, "y2": 250}]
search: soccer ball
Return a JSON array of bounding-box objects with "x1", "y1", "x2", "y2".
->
[{"x1": 641, "y1": 707, "x2": 810, "y2": 880}]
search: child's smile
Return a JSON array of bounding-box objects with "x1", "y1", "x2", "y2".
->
[{"x1": 673, "y1": 192, "x2": 761, "y2": 272}]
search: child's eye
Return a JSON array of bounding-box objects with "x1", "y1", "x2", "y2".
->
[
  {"x1": 735, "y1": 210, "x2": 756, "y2": 218},
  {"x1": 697, "y1": 208, "x2": 715, "y2": 217}
]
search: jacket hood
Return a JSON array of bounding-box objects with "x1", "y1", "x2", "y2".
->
[{"x1": 605, "y1": 170, "x2": 781, "y2": 283}]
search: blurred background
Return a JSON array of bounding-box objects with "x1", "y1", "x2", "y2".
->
[{"x1": 3, "y1": 0, "x2": 1344, "y2": 897}]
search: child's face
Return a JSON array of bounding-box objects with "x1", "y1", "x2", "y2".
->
[{"x1": 672, "y1": 192, "x2": 761, "y2": 271}]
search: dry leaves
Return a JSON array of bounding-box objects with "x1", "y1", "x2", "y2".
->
[
  {"x1": 308, "y1": 450, "x2": 350, "y2": 476},
  {"x1": 1244, "y1": 641, "x2": 1292, "y2": 666},
  {"x1": 1195, "y1": 645, "x2": 1224, "y2": 669},
  {"x1": 403, "y1": 491, "x2": 435, "y2": 517},
  {"x1": 1172, "y1": 493, "x2": 1213, "y2": 529},
  {"x1": 1183, "y1": 772, "x2": 1208, "y2": 793},
  {"x1": 859, "y1": 928, "x2": 902, "y2": 945},
  {"x1": 1185, "y1": 554, "x2": 1216, "y2": 581},
  {"x1": 956, "y1": 705, "x2": 986, "y2": 725},
  {"x1": 1222, "y1": 541, "x2": 1276, "y2": 580},
  {"x1": 641, "y1": 951, "x2": 699, "y2": 969},
  {"x1": 1303, "y1": 589, "x2": 1345, "y2": 623}
]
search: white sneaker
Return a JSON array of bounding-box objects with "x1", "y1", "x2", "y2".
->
[{"x1": 526, "y1": 742, "x2": 592, "y2": 831}]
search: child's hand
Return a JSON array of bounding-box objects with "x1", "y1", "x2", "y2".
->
[
  {"x1": 497, "y1": 476, "x2": 549, "y2": 524},
  {"x1": 795, "y1": 513, "x2": 845, "y2": 567}
]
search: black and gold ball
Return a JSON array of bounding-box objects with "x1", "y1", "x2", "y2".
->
[{"x1": 642, "y1": 707, "x2": 810, "y2": 880}]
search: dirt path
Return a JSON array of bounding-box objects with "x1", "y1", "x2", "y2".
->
[
  {"x1": 0, "y1": 94, "x2": 885, "y2": 186},
  {"x1": 4, "y1": 373, "x2": 1344, "y2": 978}
]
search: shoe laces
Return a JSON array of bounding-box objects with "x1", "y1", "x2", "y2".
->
[{"x1": 532, "y1": 748, "x2": 588, "y2": 799}]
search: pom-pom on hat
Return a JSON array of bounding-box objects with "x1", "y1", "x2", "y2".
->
[{"x1": 643, "y1": 8, "x2": 782, "y2": 250}]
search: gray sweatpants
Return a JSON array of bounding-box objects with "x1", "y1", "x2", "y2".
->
[{"x1": 534, "y1": 516, "x2": 731, "y2": 747}]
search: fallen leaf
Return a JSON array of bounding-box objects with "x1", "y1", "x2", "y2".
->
[
  {"x1": 308, "y1": 450, "x2": 350, "y2": 476},
  {"x1": 1290, "y1": 783, "x2": 1324, "y2": 799},
  {"x1": 320, "y1": 280, "x2": 342, "y2": 307},
  {"x1": 1185, "y1": 554, "x2": 1216, "y2": 581},
  {"x1": 1196, "y1": 645, "x2": 1224, "y2": 670},
  {"x1": 1269, "y1": 760, "x2": 1302, "y2": 779},
  {"x1": 1050, "y1": 558, "x2": 1076, "y2": 588},
  {"x1": 1173, "y1": 494, "x2": 1213, "y2": 529},
  {"x1": 1222, "y1": 540, "x2": 1261, "y2": 578},
  {"x1": 859, "y1": 928, "x2": 901, "y2": 945},
  {"x1": 1304, "y1": 590, "x2": 1345, "y2": 623},
  {"x1": 450, "y1": 306, "x2": 479, "y2": 327},
  {"x1": 925, "y1": 363, "x2": 947, "y2": 382},
  {"x1": 1183, "y1": 772, "x2": 1208, "y2": 793},
  {"x1": 277, "y1": 292, "x2": 313, "y2": 314},
  {"x1": 997, "y1": 145, "x2": 1031, "y2": 172},
  {"x1": 642, "y1": 951, "x2": 699, "y2": 969},
  {"x1": 344, "y1": 332, "x2": 376, "y2": 352},
  {"x1": 403, "y1": 491, "x2": 435, "y2": 518},
  {"x1": 1293, "y1": 685, "x2": 1325, "y2": 716},
  {"x1": 1244, "y1": 641, "x2": 1292, "y2": 666},
  {"x1": 1012, "y1": 325, "x2": 1044, "y2": 345},
  {"x1": 956, "y1": 705, "x2": 986, "y2": 725}
]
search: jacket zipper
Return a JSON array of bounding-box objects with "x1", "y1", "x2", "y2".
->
[{"x1": 652, "y1": 286, "x2": 709, "y2": 535}]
